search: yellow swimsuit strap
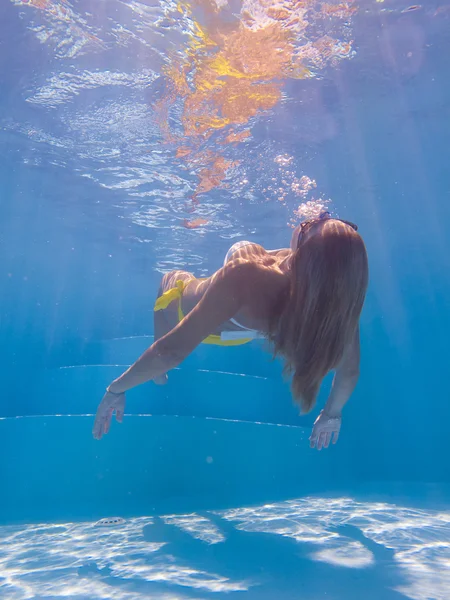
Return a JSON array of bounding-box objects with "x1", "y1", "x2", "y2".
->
[
  {"x1": 154, "y1": 279, "x2": 186, "y2": 322},
  {"x1": 154, "y1": 279, "x2": 252, "y2": 347}
]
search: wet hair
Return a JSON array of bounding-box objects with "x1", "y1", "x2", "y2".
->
[{"x1": 268, "y1": 219, "x2": 368, "y2": 413}]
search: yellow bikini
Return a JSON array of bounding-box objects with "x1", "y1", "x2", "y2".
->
[{"x1": 153, "y1": 279, "x2": 253, "y2": 346}]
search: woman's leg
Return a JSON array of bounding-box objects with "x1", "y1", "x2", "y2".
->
[
  {"x1": 152, "y1": 270, "x2": 194, "y2": 385},
  {"x1": 153, "y1": 281, "x2": 170, "y2": 385}
]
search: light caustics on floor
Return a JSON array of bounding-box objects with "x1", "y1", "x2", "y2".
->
[{"x1": 0, "y1": 496, "x2": 449, "y2": 600}]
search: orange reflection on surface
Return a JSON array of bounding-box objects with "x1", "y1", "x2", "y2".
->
[
  {"x1": 176, "y1": 146, "x2": 193, "y2": 158},
  {"x1": 319, "y1": 2, "x2": 357, "y2": 18},
  {"x1": 154, "y1": 0, "x2": 356, "y2": 208},
  {"x1": 20, "y1": 0, "x2": 70, "y2": 11},
  {"x1": 156, "y1": 18, "x2": 305, "y2": 204},
  {"x1": 21, "y1": 0, "x2": 52, "y2": 8},
  {"x1": 182, "y1": 217, "x2": 209, "y2": 228},
  {"x1": 223, "y1": 130, "x2": 251, "y2": 144},
  {"x1": 192, "y1": 155, "x2": 238, "y2": 203}
]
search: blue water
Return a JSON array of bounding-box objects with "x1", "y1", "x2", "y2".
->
[{"x1": 1, "y1": 0, "x2": 450, "y2": 598}]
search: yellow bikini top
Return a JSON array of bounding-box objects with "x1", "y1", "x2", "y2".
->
[{"x1": 154, "y1": 279, "x2": 253, "y2": 346}]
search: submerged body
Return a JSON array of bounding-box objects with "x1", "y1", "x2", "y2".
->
[
  {"x1": 154, "y1": 240, "x2": 290, "y2": 345},
  {"x1": 93, "y1": 214, "x2": 368, "y2": 450}
]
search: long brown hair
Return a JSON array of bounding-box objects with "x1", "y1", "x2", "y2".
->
[{"x1": 268, "y1": 219, "x2": 368, "y2": 413}]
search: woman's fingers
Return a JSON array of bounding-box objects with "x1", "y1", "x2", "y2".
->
[
  {"x1": 93, "y1": 406, "x2": 106, "y2": 439},
  {"x1": 92, "y1": 420, "x2": 100, "y2": 440},
  {"x1": 317, "y1": 432, "x2": 325, "y2": 451},
  {"x1": 104, "y1": 408, "x2": 113, "y2": 435},
  {"x1": 309, "y1": 419, "x2": 340, "y2": 450},
  {"x1": 116, "y1": 395, "x2": 126, "y2": 422},
  {"x1": 116, "y1": 406, "x2": 124, "y2": 423},
  {"x1": 93, "y1": 411, "x2": 106, "y2": 440},
  {"x1": 93, "y1": 393, "x2": 122, "y2": 440}
]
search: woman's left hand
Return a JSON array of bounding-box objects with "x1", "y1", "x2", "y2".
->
[
  {"x1": 309, "y1": 411, "x2": 341, "y2": 450},
  {"x1": 93, "y1": 390, "x2": 126, "y2": 440}
]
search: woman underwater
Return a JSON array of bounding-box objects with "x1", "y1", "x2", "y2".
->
[{"x1": 93, "y1": 212, "x2": 369, "y2": 451}]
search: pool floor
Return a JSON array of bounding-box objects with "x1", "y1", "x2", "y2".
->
[{"x1": 1, "y1": 491, "x2": 449, "y2": 600}]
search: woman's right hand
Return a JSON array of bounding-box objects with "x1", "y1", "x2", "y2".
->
[{"x1": 92, "y1": 390, "x2": 126, "y2": 440}]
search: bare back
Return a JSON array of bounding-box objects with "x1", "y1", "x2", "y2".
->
[{"x1": 158, "y1": 243, "x2": 290, "y2": 337}]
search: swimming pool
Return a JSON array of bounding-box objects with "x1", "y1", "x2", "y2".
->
[
  {"x1": 2, "y1": 409, "x2": 450, "y2": 598},
  {"x1": 2, "y1": 0, "x2": 450, "y2": 598}
]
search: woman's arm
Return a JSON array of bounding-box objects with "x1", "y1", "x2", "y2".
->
[
  {"x1": 152, "y1": 286, "x2": 171, "y2": 385},
  {"x1": 93, "y1": 262, "x2": 258, "y2": 439},
  {"x1": 108, "y1": 261, "x2": 257, "y2": 394},
  {"x1": 323, "y1": 325, "x2": 360, "y2": 418},
  {"x1": 310, "y1": 326, "x2": 360, "y2": 450}
]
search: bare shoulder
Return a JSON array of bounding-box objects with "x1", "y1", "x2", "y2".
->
[
  {"x1": 221, "y1": 260, "x2": 282, "y2": 305},
  {"x1": 222, "y1": 259, "x2": 267, "y2": 285},
  {"x1": 223, "y1": 259, "x2": 262, "y2": 279}
]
